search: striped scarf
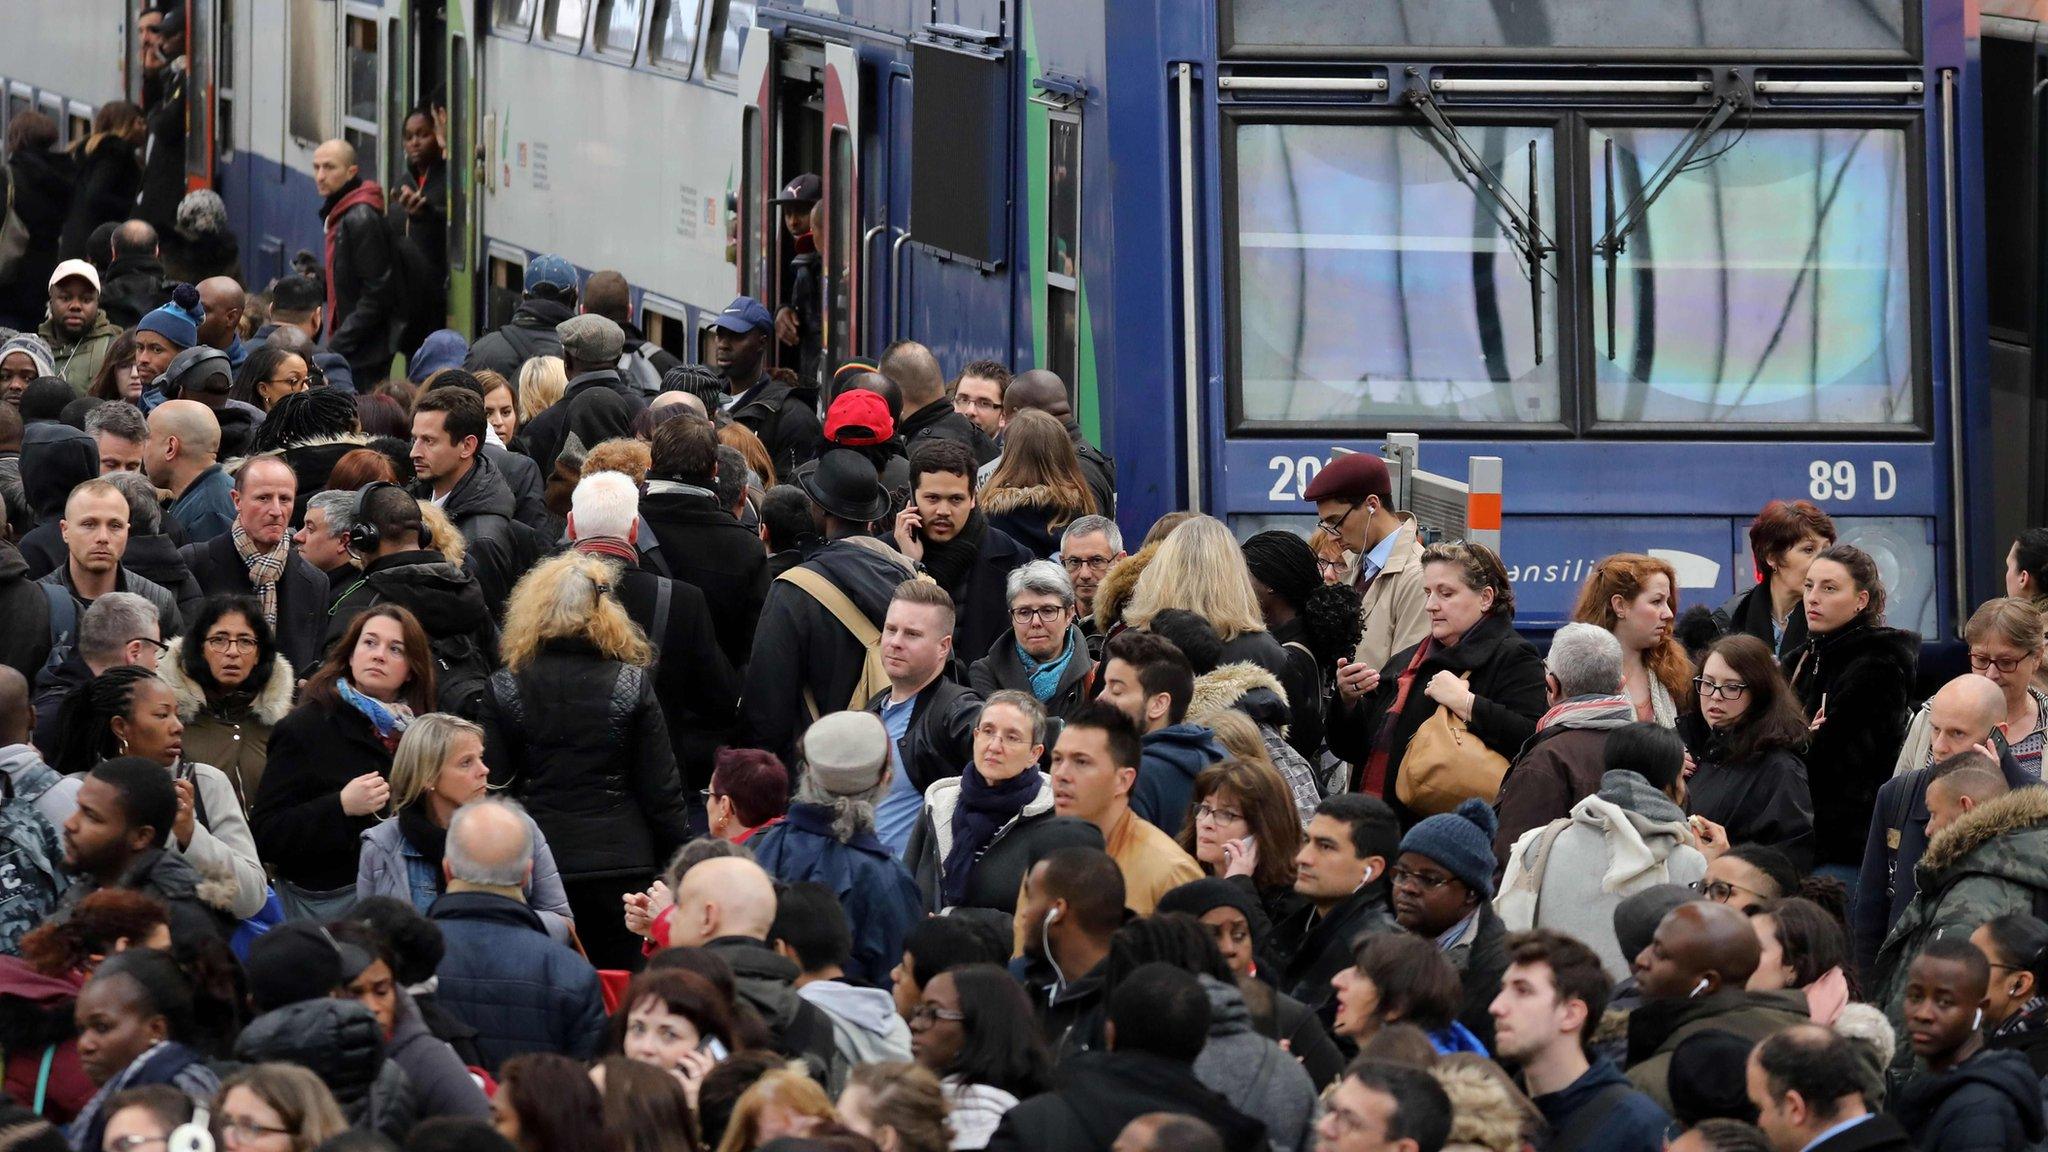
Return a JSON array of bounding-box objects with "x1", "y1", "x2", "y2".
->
[{"x1": 231, "y1": 520, "x2": 290, "y2": 628}]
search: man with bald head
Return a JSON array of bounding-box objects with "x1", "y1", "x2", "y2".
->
[
  {"x1": 429, "y1": 797, "x2": 607, "y2": 1071},
  {"x1": 195, "y1": 276, "x2": 247, "y2": 369},
  {"x1": 145, "y1": 399, "x2": 235, "y2": 544},
  {"x1": 882, "y1": 340, "x2": 995, "y2": 464},
  {"x1": 1854, "y1": 673, "x2": 2040, "y2": 978},
  {"x1": 976, "y1": 367, "x2": 1117, "y2": 516},
  {"x1": 667, "y1": 855, "x2": 842, "y2": 1076},
  {"x1": 0, "y1": 665, "x2": 81, "y2": 830},
  {"x1": 181, "y1": 455, "x2": 330, "y2": 675},
  {"x1": 313, "y1": 138, "x2": 400, "y2": 386},
  {"x1": 1624, "y1": 901, "x2": 1811, "y2": 1112},
  {"x1": 99, "y1": 220, "x2": 172, "y2": 330}
]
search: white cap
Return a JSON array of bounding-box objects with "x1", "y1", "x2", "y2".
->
[{"x1": 48, "y1": 259, "x2": 100, "y2": 292}]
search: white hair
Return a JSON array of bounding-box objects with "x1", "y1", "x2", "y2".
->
[
  {"x1": 570, "y1": 470, "x2": 640, "y2": 542},
  {"x1": 79, "y1": 593, "x2": 159, "y2": 663},
  {"x1": 1062, "y1": 514, "x2": 1122, "y2": 554},
  {"x1": 446, "y1": 797, "x2": 535, "y2": 887},
  {"x1": 175, "y1": 189, "x2": 229, "y2": 238},
  {"x1": 1005, "y1": 559, "x2": 1074, "y2": 608},
  {"x1": 1545, "y1": 622, "x2": 1625, "y2": 697}
]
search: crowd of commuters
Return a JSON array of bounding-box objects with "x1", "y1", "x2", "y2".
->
[{"x1": 2, "y1": 11, "x2": 2048, "y2": 1152}]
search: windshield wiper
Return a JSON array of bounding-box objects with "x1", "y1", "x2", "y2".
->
[
  {"x1": 1595, "y1": 96, "x2": 1744, "y2": 359},
  {"x1": 1406, "y1": 90, "x2": 1556, "y2": 365}
]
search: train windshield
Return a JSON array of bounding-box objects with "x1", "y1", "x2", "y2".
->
[
  {"x1": 1230, "y1": 120, "x2": 1561, "y2": 425},
  {"x1": 1590, "y1": 124, "x2": 1916, "y2": 427}
]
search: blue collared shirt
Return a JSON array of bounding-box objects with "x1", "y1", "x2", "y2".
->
[
  {"x1": 1800, "y1": 1113, "x2": 1872, "y2": 1152},
  {"x1": 1358, "y1": 523, "x2": 1401, "y2": 587}
]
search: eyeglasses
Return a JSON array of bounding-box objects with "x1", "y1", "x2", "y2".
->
[
  {"x1": 1389, "y1": 865, "x2": 1458, "y2": 891},
  {"x1": 1695, "y1": 878, "x2": 1768, "y2": 904},
  {"x1": 907, "y1": 1002, "x2": 965, "y2": 1029},
  {"x1": 698, "y1": 788, "x2": 725, "y2": 805},
  {"x1": 1317, "y1": 502, "x2": 1363, "y2": 536},
  {"x1": 204, "y1": 634, "x2": 259, "y2": 653},
  {"x1": 1971, "y1": 652, "x2": 2035, "y2": 674},
  {"x1": 130, "y1": 636, "x2": 170, "y2": 656},
  {"x1": 219, "y1": 1117, "x2": 295, "y2": 1141},
  {"x1": 106, "y1": 1138, "x2": 169, "y2": 1152},
  {"x1": 1010, "y1": 605, "x2": 1069, "y2": 623},
  {"x1": 1194, "y1": 802, "x2": 1246, "y2": 825},
  {"x1": 1061, "y1": 555, "x2": 1114, "y2": 573},
  {"x1": 956, "y1": 396, "x2": 1002, "y2": 413},
  {"x1": 1316, "y1": 557, "x2": 1347, "y2": 575},
  {"x1": 1693, "y1": 677, "x2": 1749, "y2": 701},
  {"x1": 267, "y1": 374, "x2": 310, "y2": 391}
]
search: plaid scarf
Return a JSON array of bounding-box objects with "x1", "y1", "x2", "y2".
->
[{"x1": 231, "y1": 520, "x2": 290, "y2": 627}]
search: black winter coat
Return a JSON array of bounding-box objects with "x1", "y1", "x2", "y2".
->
[
  {"x1": 97, "y1": 254, "x2": 171, "y2": 330},
  {"x1": 900, "y1": 398, "x2": 997, "y2": 465},
  {"x1": 968, "y1": 627, "x2": 1097, "y2": 721},
  {"x1": 864, "y1": 677, "x2": 981, "y2": 795},
  {"x1": 121, "y1": 534, "x2": 206, "y2": 624},
  {"x1": 938, "y1": 524, "x2": 1036, "y2": 670},
  {"x1": 161, "y1": 228, "x2": 240, "y2": 286},
  {"x1": 136, "y1": 66, "x2": 185, "y2": 234},
  {"x1": 0, "y1": 543, "x2": 52, "y2": 685},
  {"x1": 480, "y1": 639, "x2": 691, "y2": 881},
  {"x1": 464, "y1": 296, "x2": 571, "y2": 380},
  {"x1": 1269, "y1": 883, "x2": 1399, "y2": 1016},
  {"x1": 1715, "y1": 582, "x2": 1811, "y2": 660},
  {"x1": 1332, "y1": 613, "x2": 1548, "y2": 821},
  {"x1": 518, "y1": 369, "x2": 644, "y2": 478},
  {"x1": 1270, "y1": 618, "x2": 1324, "y2": 764},
  {"x1": 322, "y1": 548, "x2": 498, "y2": 671},
  {"x1": 729, "y1": 374, "x2": 822, "y2": 481},
  {"x1": 905, "y1": 801, "x2": 1101, "y2": 916},
  {"x1": 1890, "y1": 1047, "x2": 2046, "y2": 1152},
  {"x1": 984, "y1": 1050, "x2": 1267, "y2": 1152},
  {"x1": 322, "y1": 182, "x2": 400, "y2": 381},
  {"x1": 59, "y1": 136, "x2": 141, "y2": 261},
  {"x1": 482, "y1": 443, "x2": 553, "y2": 535},
  {"x1": 0, "y1": 150, "x2": 73, "y2": 330},
  {"x1": 420, "y1": 453, "x2": 546, "y2": 612},
  {"x1": 1784, "y1": 620, "x2": 1919, "y2": 868},
  {"x1": 1678, "y1": 713, "x2": 1815, "y2": 870},
  {"x1": 611, "y1": 560, "x2": 739, "y2": 790},
  {"x1": 640, "y1": 482, "x2": 770, "y2": 669},
  {"x1": 234, "y1": 999, "x2": 418, "y2": 1142},
  {"x1": 250, "y1": 699, "x2": 397, "y2": 891},
  {"x1": 180, "y1": 531, "x2": 331, "y2": 677},
  {"x1": 742, "y1": 535, "x2": 916, "y2": 763}
]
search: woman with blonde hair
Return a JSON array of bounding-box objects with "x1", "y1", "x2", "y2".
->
[
  {"x1": 714, "y1": 1068, "x2": 839, "y2": 1152},
  {"x1": 479, "y1": 552, "x2": 690, "y2": 968},
  {"x1": 214, "y1": 1063, "x2": 349, "y2": 1152},
  {"x1": 979, "y1": 409, "x2": 1095, "y2": 559},
  {"x1": 837, "y1": 1062, "x2": 952, "y2": 1152},
  {"x1": 1571, "y1": 554, "x2": 1691, "y2": 725},
  {"x1": 1907, "y1": 597, "x2": 2048, "y2": 776},
  {"x1": 1124, "y1": 515, "x2": 1291, "y2": 678},
  {"x1": 517, "y1": 355, "x2": 568, "y2": 424},
  {"x1": 356, "y1": 712, "x2": 576, "y2": 937}
]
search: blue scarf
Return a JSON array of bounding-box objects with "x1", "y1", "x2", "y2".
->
[
  {"x1": 942, "y1": 764, "x2": 1041, "y2": 907},
  {"x1": 337, "y1": 678, "x2": 413, "y2": 750},
  {"x1": 1020, "y1": 629, "x2": 1078, "y2": 702}
]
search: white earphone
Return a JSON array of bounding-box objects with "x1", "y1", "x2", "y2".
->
[
  {"x1": 170, "y1": 1098, "x2": 214, "y2": 1152},
  {"x1": 1974, "y1": 1007, "x2": 1985, "y2": 1031},
  {"x1": 1689, "y1": 977, "x2": 1711, "y2": 999}
]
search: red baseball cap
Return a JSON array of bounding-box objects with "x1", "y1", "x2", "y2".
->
[{"x1": 825, "y1": 388, "x2": 895, "y2": 447}]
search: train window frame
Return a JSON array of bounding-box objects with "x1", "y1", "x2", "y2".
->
[
  {"x1": 1219, "y1": 104, "x2": 1576, "y2": 436},
  {"x1": 641, "y1": 296, "x2": 692, "y2": 362},
  {"x1": 67, "y1": 103, "x2": 92, "y2": 151},
  {"x1": 36, "y1": 93, "x2": 64, "y2": 146},
  {"x1": 492, "y1": 0, "x2": 538, "y2": 39},
  {"x1": 592, "y1": 0, "x2": 645, "y2": 62},
  {"x1": 645, "y1": 0, "x2": 705, "y2": 77},
  {"x1": 540, "y1": 0, "x2": 591, "y2": 51},
  {"x1": 288, "y1": 0, "x2": 338, "y2": 147},
  {"x1": 487, "y1": 247, "x2": 529, "y2": 334},
  {"x1": 1045, "y1": 108, "x2": 1082, "y2": 393},
  {"x1": 215, "y1": 0, "x2": 236, "y2": 160},
  {"x1": 341, "y1": 9, "x2": 383, "y2": 183},
  {"x1": 1574, "y1": 107, "x2": 1931, "y2": 440},
  {"x1": 704, "y1": 0, "x2": 756, "y2": 84}
]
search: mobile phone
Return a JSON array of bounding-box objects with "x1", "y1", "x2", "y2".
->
[{"x1": 699, "y1": 1036, "x2": 729, "y2": 1062}]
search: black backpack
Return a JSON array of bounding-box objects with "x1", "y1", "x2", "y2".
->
[{"x1": 431, "y1": 632, "x2": 496, "y2": 722}]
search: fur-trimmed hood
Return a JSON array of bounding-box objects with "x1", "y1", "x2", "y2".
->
[
  {"x1": 1918, "y1": 784, "x2": 2048, "y2": 877},
  {"x1": 978, "y1": 483, "x2": 1087, "y2": 519},
  {"x1": 1187, "y1": 661, "x2": 1291, "y2": 730},
  {"x1": 1093, "y1": 541, "x2": 1160, "y2": 631},
  {"x1": 157, "y1": 637, "x2": 296, "y2": 726}
]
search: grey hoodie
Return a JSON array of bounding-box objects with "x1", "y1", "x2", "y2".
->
[
  {"x1": 1496, "y1": 769, "x2": 1707, "y2": 981},
  {"x1": 0, "y1": 743, "x2": 80, "y2": 831},
  {"x1": 798, "y1": 978, "x2": 913, "y2": 1094},
  {"x1": 1192, "y1": 975, "x2": 1319, "y2": 1152}
]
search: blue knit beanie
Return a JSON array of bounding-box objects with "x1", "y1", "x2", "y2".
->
[
  {"x1": 1398, "y1": 798, "x2": 1500, "y2": 898},
  {"x1": 136, "y1": 283, "x2": 203, "y2": 350}
]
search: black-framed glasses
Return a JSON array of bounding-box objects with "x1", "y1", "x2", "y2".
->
[
  {"x1": 908, "y1": 1002, "x2": 965, "y2": 1029},
  {"x1": 204, "y1": 634, "x2": 260, "y2": 653},
  {"x1": 955, "y1": 395, "x2": 1002, "y2": 413},
  {"x1": 220, "y1": 1117, "x2": 295, "y2": 1141},
  {"x1": 1693, "y1": 677, "x2": 1749, "y2": 701},
  {"x1": 1194, "y1": 801, "x2": 1245, "y2": 825},
  {"x1": 130, "y1": 636, "x2": 170, "y2": 656},
  {"x1": 267, "y1": 374, "x2": 310, "y2": 391},
  {"x1": 1388, "y1": 865, "x2": 1458, "y2": 891},
  {"x1": 1061, "y1": 555, "x2": 1113, "y2": 573},
  {"x1": 1694, "y1": 878, "x2": 1768, "y2": 904},
  {"x1": 1970, "y1": 652, "x2": 2034, "y2": 674},
  {"x1": 1010, "y1": 605, "x2": 1068, "y2": 623},
  {"x1": 1316, "y1": 557, "x2": 1347, "y2": 575},
  {"x1": 1317, "y1": 502, "x2": 1362, "y2": 536}
]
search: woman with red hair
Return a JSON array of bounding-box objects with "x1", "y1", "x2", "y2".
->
[{"x1": 1571, "y1": 554, "x2": 1693, "y2": 726}]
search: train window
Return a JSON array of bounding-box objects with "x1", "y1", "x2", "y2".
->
[
  {"x1": 488, "y1": 253, "x2": 527, "y2": 331},
  {"x1": 1227, "y1": 119, "x2": 1561, "y2": 426},
  {"x1": 69, "y1": 113, "x2": 91, "y2": 146},
  {"x1": 344, "y1": 15, "x2": 380, "y2": 180},
  {"x1": 1587, "y1": 124, "x2": 1916, "y2": 427},
  {"x1": 493, "y1": 0, "x2": 538, "y2": 34},
  {"x1": 449, "y1": 36, "x2": 470, "y2": 273},
  {"x1": 1046, "y1": 112, "x2": 1081, "y2": 389},
  {"x1": 217, "y1": 0, "x2": 235, "y2": 158},
  {"x1": 827, "y1": 126, "x2": 853, "y2": 366},
  {"x1": 543, "y1": 0, "x2": 589, "y2": 46},
  {"x1": 642, "y1": 300, "x2": 690, "y2": 360},
  {"x1": 289, "y1": 0, "x2": 338, "y2": 145},
  {"x1": 705, "y1": 0, "x2": 755, "y2": 80},
  {"x1": 910, "y1": 43, "x2": 1010, "y2": 268},
  {"x1": 1220, "y1": 0, "x2": 1910, "y2": 56},
  {"x1": 649, "y1": 0, "x2": 703, "y2": 71},
  {"x1": 595, "y1": 0, "x2": 644, "y2": 59}
]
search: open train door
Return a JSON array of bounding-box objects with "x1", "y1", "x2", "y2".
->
[
  {"x1": 821, "y1": 43, "x2": 862, "y2": 368},
  {"x1": 182, "y1": 0, "x2": 216, "y2": 193},
  {"x1": 737, "y1": 26, "x2": 775, "y2": 302}
]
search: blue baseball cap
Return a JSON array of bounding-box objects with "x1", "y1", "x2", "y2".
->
[
  {"x1": 524, "y1": 254, "x2": 578, "y2": 294},
  {"x1": 711, "y1": 296, "x2": 774, "y2": 335}
]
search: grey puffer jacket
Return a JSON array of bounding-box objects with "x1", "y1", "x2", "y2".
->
[{"x1": 1192, "y1": 975, "x2": 1318, "y2": 1152}]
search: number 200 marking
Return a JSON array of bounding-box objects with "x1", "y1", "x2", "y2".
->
[{"x1": 1269, "y1": 456, "x2": 1325, "y2": 501}]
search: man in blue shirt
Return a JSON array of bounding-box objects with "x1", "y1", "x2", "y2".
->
[
  {"x1": 145, "y1": 399, "x2": 235, "y2": 544},
  {"x1": 866, "y1": 579, "x2": 979, "y2": 856}
]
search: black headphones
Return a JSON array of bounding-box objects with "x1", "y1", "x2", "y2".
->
[{"x1": 347, "y1": 480, "x2": 415, "y2": 556}]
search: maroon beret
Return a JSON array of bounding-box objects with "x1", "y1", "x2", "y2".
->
[{"x1": 1302, "y1": 451, "x2": 1391, "y2": 504}]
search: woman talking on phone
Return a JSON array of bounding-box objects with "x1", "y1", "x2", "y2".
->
[
  {"x1": 1175, "y1": 760, "x2": 1305, "y2": 925},
  {"x1": 607, "y1": 968, "x2": 736, "y2": 1112}
]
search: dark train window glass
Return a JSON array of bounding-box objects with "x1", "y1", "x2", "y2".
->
[
  {"x1": 1982, "y1": 35, "x2": 2035, "y2": 340},
  {"x1": 741, "y1": 107, "x2": 760, "y2": 296},
  {"x1": 911, "y1": 42, "x2": 1009, "y2": 267},
  {"x1": 828, "y1": 126, "x2": 853, "y2": 364},
  {"x1": 1221, "y1": 0, "x2": 1911, "y2": 56},
  {"x1": 1588, "y1": 124, "x2": 1915, "y2": 426},
  {"x1": 650, "y1": 0, "x2": 703, "y2": 69},
  {"x1": 1229, "y1": 121, "x2": 1560, "y2": 424},
  {"x1": 449, "y1": 36, "x2": 470, "y2": 273}
]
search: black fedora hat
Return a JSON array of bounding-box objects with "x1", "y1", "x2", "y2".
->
[{"x1": 797, "y1": 449, "x2": 890, "y2": 523}]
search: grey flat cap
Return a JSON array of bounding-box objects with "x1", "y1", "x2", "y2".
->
[{"x1": 557, "y1": 313, "x2": 625, "y2": 364}]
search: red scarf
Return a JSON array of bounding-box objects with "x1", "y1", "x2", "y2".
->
[
  {"x1": 1355, "y1": 637, "x2": 1434, "y2": 797},
  {"x1": 572, "y1": 537, "x2": 639, "y2": 566},
  {"x1": 322, "y1": 180, "x2": 387, "y2": 341}
]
